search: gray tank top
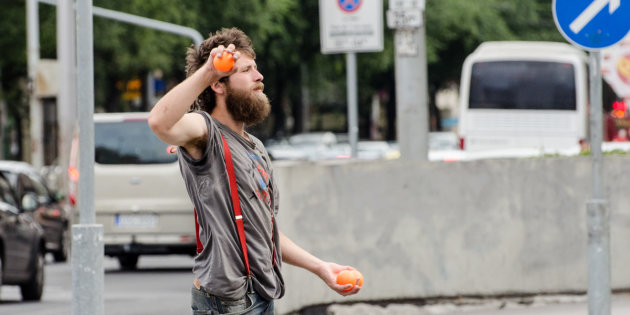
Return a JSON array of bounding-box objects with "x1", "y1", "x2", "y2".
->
[{"x1": 177, "y1": 111, "x2": 284, "y2": 300}]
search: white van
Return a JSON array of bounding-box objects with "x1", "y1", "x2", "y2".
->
[
  {"x1": 69, "y1": 112, "x2": 195, "y2": 269},
  {"x1": 457, "y1": 41, "x2": 589, "y2": 152}
]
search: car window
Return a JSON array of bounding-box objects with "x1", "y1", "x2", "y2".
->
[
  {"x1": 0, "y1": 175, "x2": 19, "y2": 208},
  {"x1": 27, "y1": 174, "x2": 51, "y2": 203},
  {"x1": 95, "y1": 121, "x2": 178, "y2": 164}
]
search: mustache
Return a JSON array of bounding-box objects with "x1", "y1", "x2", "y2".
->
[{"x1": 254, "y1": 83, "x2": 264, "y2": 91}]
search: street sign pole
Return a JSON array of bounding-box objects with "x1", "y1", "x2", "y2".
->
[
  {"x1": 346, "y1": 52, "x2": 358, "y2": 157},
  {"x1": 26, "y1": 0, "x2": 44, "y2": 168},
  {"x1": 319, "y1": 0, "x2": 384, "y2": 158},
  {"x1": 74, "y1": 1, "x2": 104, "y2": 314},
  {"x1": 553, "y1": 1, "x2": 630, "y2": 314},
  {"x1": 587, "y1": 51, "x2": 610, "y2": 315},
  {"x1": 387, "y1": 0, "x2": 428, "y2": 161}
]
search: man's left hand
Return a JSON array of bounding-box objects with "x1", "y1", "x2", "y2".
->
[{"x1": 318, "y1": 262, "x2": 362, "y2": 296}]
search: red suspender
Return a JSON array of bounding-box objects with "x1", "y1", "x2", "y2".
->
[
  {"x1": 194, "y1": 208, "x2": 203, "y2": 254},
  {"x1": 221, "y1": 135, "x2": 251, "y2": 276},
  {"x1": 194, "y1": 134, "x2": 272, "y2": 278}
]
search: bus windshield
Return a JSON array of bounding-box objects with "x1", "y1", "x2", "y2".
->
[{"x1": 469, "y1": 61, "x2": 576, "y2": 111}]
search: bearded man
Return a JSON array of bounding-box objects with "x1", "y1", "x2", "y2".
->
[{"x1": 148, "y1": 27, "x2": 360, "y2": 314}]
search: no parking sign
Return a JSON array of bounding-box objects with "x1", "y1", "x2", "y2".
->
[{"x1": 319, "y1": 0, "x2": 383, "y2": 53}]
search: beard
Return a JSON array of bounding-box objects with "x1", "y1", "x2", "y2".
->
[{"x1": 225, "y1": 82, "x2": 271, "y2": 126}]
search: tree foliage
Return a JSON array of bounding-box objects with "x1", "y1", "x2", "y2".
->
[
  {"x1": 425, "y1": 0, "x2": 564, "y2": 86},
  {"x1": 0, "y1": 0, "x2": 571, "y2": 151}
]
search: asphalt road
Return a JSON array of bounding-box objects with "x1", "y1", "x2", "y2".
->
[
  {"x1": 2, "y1": 254, "x2": 630, "y2": 315},
  {"x1": 0, "y1": 254, "x2": 194, "y2": 315}
]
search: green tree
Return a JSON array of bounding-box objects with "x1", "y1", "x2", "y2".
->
[
  {"x1": 425, "y1": 0, "x2": 564, "y2": 88},
  {"x1": 0, "y1": 0, "x2": 576, "y2": 156},
  {"x1": 91, "y1": 0, "x2": 198, "y2": 113}
]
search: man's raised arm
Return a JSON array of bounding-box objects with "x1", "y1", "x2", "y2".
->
[{"x1": 148, "y1": 45, "x2": 238, "y2": 147}]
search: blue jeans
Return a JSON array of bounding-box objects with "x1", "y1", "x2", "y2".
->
[{"x1": 191, "y1": 285, "x2": 274, "y2": 315}]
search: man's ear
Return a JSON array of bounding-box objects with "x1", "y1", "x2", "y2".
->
[{"x1": 211, "y1": 81, "x2": 226, "y2": 95}]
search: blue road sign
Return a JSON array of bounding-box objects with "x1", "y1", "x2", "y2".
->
[{"x1": 553, "y1": 0, "x2": 630, "y2": 50}]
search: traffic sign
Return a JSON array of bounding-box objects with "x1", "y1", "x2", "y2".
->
[
  {"x1": 319, "y1": 0, "x2": 383, "y2": 53},
  {"x1": 553, "y1": 0, "x2": 630, "y2": 50},
  {"x1": 386, "y1": 9, "x2": 422, "y2": 29}
]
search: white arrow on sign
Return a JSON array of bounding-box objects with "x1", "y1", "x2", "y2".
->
[{"x1": 569, "y1": 0, "x2": 620, "y2": 34}]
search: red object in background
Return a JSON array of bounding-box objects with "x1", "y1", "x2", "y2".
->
[
  {"x1": 612, "y1": 100, "x2": 628, "y2": 111},
  {"x1": 68, "y1": 166, "x2": 79, "y2": 181},
  {"x1": 605, "y1": 101, "x2": 630, "y2": 141}
]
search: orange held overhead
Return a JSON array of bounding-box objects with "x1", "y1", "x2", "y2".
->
[
  {"x1": 336, "y1": 270, "x2": 364, "y2": 291},
  {"x1": 213, "y1": 52, "x2": 234, "y2": 72}
]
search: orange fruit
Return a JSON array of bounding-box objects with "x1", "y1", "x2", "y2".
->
[
  {"x1": 213, "y1": 52, "x2": 234, "y2": 72},
  {"x1": 336, "y1": 269, "x2": 363, "y2": 291}
]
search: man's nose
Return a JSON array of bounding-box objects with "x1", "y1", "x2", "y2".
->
[{"x1": 254, "y1": 69, "x2": 264, "y2": 82}]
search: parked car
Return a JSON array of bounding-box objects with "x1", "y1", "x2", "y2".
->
[
  {"x1": 69, "y1": 112, "x2": 197, "y2": 270},
  {"x1": 0, "y1": 161, "x2": 70, "y2": 262},
  {"x1": 288, "y1": 131, "x2": 339, "y2": 160},
  {"x1": 0, "y1": 171, "x2": 45, "y2": 301},
  {"x1": 265, "y1": 138, "x2": 308, "y2": 161},
  {"x1": 357, "y1": 141, "x2": 400, "y2": 160}
]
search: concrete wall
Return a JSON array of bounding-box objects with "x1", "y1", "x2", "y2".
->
[{"x1": 273, "y1": 156, "x2": 630, "y2": 314}]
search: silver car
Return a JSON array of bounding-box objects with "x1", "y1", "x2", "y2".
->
[{"x1": 70, "y1": 112, "x2": 196, "y2": 270}]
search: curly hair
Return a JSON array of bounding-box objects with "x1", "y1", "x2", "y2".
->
[{"x1": 185, "y1": 27, "x2": 256, "y2": 113}]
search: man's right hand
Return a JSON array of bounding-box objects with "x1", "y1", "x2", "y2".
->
[{"x1": 205, "y1": 44, "x2": 241, "y2": 84}]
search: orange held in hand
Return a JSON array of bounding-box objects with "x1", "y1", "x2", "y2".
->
[
  {"x1": 213, "y1": 52, "x2": 234, "y2": 72},
  {"x1": 336, "y1": 270, "x2": 364, "y2": 291}
]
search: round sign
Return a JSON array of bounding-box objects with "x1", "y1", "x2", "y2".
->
[
  {"x1": 338, "y1": 0, "x2": 362, "y2": 13},
  {"x1": 553, "y1": 0, "x2": 630, "y2": 50}
]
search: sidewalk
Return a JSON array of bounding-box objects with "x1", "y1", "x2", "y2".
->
[{"x1": 324, "y1": 294, "x2": 630, "y2": 315}]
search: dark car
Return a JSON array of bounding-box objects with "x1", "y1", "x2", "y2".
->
[
  {"x1": 0, "y1": 161, "x2": 70, "y2": 262},
  {"x1": 0, "y1": 171, "x2": 45, "y2": 301}
]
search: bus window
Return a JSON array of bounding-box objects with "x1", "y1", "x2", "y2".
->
[{"x1": 469, "y1": 61, "x2": 576, "y2": 111}]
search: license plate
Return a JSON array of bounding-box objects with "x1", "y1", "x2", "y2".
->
[{"x1": 115, "y1": 214, "x2": 158, "y2": 228}]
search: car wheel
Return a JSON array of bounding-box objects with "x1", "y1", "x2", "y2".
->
[
  {"x1": 20, "y1": 251, "x2": 44, "y2": 301},
  {"x1": 53, "y1": 228, "x2": 69, "y2": 262},
  {"x1": 118, "y1": 254, "x2": 139, "y2": 270}
]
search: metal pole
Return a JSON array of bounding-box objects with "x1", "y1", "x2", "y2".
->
[
  {"x1": 27, "y1": 0, "x2": 44, "y2": 168},
  {"x1": 589, "y1": 52, "x2": 604, "y2": 200},
  {"x1": 39, "y1": 0, "x2": 204, "y2": 47},
  {"x1": 393, "y1": 20, "x2": 429, "y2": 160},
  {"x1": 92, "y1": 6, "x2": 203, "y2": 47},
  {"x1": 76, "y1": 0, "x2": 95, "y2": 225},
  {"x1": 56, "y1": 0, "x2": 77, "y2": 200},
  {"x1": 587, "y1": 51, "x2": 610, "y2": 315},
  {"x1": 72, "y1": 0, "x2": 103, "y2": 314},
  {"x1": 346, "y1": 52, "x2": 358, "y2": 158}
]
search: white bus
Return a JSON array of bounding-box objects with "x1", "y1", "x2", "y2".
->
[{"x1": 457, "y1": 41, "x2": 589, "y2": 152}]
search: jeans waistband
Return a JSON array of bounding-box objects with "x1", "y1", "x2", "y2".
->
[{"x1": 192, "y1": 277, "x2": 254, "y2": 301}]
